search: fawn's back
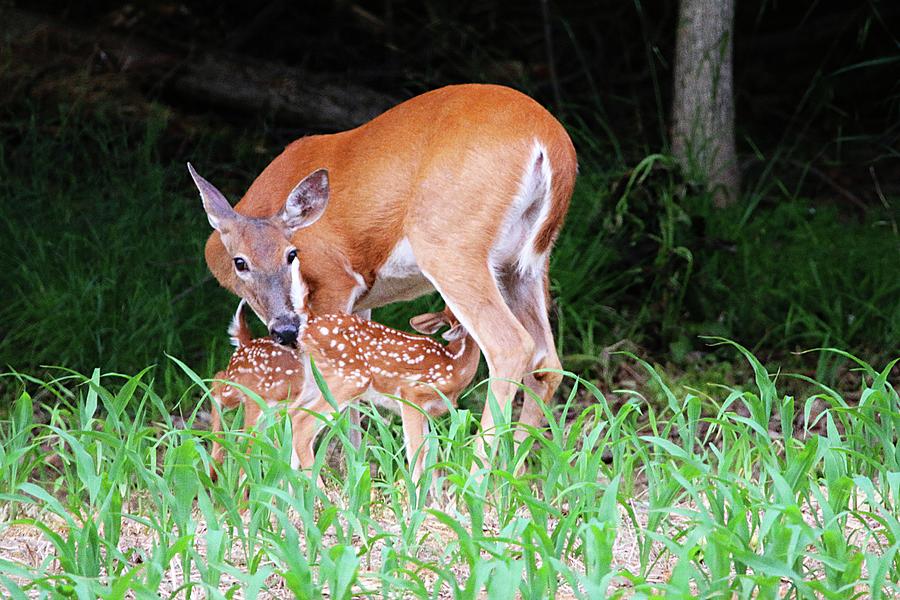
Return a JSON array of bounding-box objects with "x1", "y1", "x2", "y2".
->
[{"x1": 304, "y1": 313, "x2": 480, "y2": 414}]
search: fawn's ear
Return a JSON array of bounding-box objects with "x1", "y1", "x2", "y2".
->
[
  {"x1": 188, "y1": 163, "x2": 237, "y2": 231},
  {"x1": 409, "y1": 312, "x2": 445, "y2": 335},
  {"x1": 227, "y1": 300, "x2": 253, "y2": 348},
  {"x1": 280, "y1": 169, "x2": 329, "y2": 231},
  {"x1": 442, "y1": 323, "x2": 466, "y2": 342}
]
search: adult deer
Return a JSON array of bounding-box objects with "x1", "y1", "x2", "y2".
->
[{"x1": 192, "y1": 84, "x2": 576, "y2": 459}]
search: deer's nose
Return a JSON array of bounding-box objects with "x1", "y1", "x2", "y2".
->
[{"x1": 271, "y1": 323, "x2": 299, "y2": 346}]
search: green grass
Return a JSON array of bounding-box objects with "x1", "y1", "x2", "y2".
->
[
  {"x1": 549, "y1": 154, "x2": 899, "y2": 371},
  {"x1": 0, "y1": 346, "x2": 897, "y2": 598},
  {"x1": 0, "y1": 105, "x2": 240, "y2": 391}
]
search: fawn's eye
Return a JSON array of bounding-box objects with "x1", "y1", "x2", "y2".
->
[
  {"x1": 233, "y1": 257, "x2": 248, "y2": 272},
  {"x1": 287, "y1": 249, "x2": 298, "y2": 264}
]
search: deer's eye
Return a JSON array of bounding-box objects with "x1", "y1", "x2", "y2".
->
[
  {"x1": 233, "y1": 257, "x2": 248, "y2": 272},
  {"x1": 287, "y1": 249, "x2": 298, "y2": 264}
]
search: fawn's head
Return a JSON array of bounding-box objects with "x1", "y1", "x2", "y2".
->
[{"x1": 188, "y1": 163, "x2": 327, "y2": 346}]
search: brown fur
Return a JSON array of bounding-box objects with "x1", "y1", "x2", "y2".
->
[{"x1": 209, "y1": 307, "x2": 480, "y2": 482}]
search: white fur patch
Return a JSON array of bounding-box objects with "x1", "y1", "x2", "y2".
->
[
  {"x1": 228, "y1": 299, "x2": 247, "y2": 347},
  {"x1": 343, "y1": 264, "x2": 368, "y2": 313},
  {"x1": 489, "y1": 139, "x2": 553, "y2": 278},
  {"x1": 355, "y1": 237, "x2": 434, "y2": 311},
  {"x1": 290, "y1": 257, "x2": 307, "y2": 314},
  {"x1": 518, "y1": 140, "x2": 554, "y2": 276},
  {"x1": 298, "y1": 355, "x2": 320, "y2": 406},
  {"x1": 423, "y1": 400, "x2": 444, "y2": 414}
]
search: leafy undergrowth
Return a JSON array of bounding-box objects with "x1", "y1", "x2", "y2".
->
[{"x1": 0, "y1": 344, "x2": 897, "y2": 599}]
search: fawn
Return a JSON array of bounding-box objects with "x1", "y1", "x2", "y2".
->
[{"x1": 209, "y1": 264, "x2": 481, "y2": 482}]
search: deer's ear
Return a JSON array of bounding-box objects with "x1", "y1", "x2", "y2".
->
[
  {"x1": 188, "y1": 163, "x2": 237, "y2": 231},
  {"x1": 280, "y1": 169, "x2": 329, "y2": 231},
  {"x1": 409, "y1": 312, "x2": 444, "y2": 335},
  {"x1": 442, "y1": 323, "x2": 466, "y2": 342}
]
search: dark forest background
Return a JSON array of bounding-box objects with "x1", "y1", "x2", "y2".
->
[
  {"x1": 11, "y1": 0, "x2": 897, "y2": 155},
  {"x1": 0, "y1": 0, "x2": 897, "y2": 400}
]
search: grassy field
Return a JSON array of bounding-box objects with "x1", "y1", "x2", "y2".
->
[
  {"x1": 0, "y1": 100, "x2": 898, "y2": 597},
  {"x1": 0, "y1": 346, "x2": 898, "y2": 597}
]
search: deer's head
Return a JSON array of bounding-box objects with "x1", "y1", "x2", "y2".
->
[{"x1": 188, "y1": 163, "x2": 328, "y2": 346}]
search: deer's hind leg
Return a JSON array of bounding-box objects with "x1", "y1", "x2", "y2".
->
[
  {"x1": 501, "y1": 260, "x2": 563, "y2": 438},
  {"x1": 416, "y1": 253, "x2": 534, "y2": 470}
]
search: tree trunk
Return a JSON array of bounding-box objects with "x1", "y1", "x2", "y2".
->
[{"x1": 671, "y1": 0, "x2": 740, "y2": 207}]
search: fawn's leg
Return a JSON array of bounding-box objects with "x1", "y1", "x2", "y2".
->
[
  {"x1": 209, "y1": 378, "x2": 240, "y2": 480},
  {"x1": 400, "y1": 400, "x2": 429, "y2": 483},
  {"x1": 291, "y1": 410, "x2": 325, "y2": 488}
]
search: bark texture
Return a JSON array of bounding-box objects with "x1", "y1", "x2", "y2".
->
[{"x1": 672, "y1": 0, "x2": 740, "y2": 207}]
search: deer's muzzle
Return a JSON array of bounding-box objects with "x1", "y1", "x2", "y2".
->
[{"x1": 269, "y1": 314, "x2": 303, "y2": 346}]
